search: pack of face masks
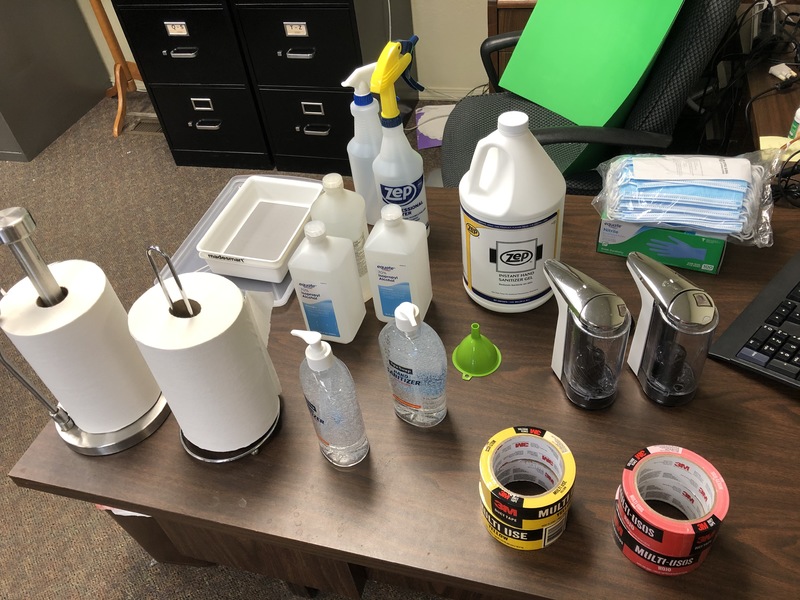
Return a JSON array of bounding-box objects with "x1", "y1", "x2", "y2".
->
[{"x1": 592, "y1": 154, "x2": 775, "y2": 247}]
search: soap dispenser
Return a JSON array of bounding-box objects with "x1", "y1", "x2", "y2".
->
[
  {"x1": 544, "y1": 259, "x2": 631, "y2": 409},
  {"x1": 626, "y1": 252, "x2": 719, "y2": 406}
]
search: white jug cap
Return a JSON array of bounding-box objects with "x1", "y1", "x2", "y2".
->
[
  {"x1": 498, "y1": 111, "x2": 529, "y2": 136},
  {"x1": 304, "y1": 220, "x2": 326, "y2": 242},
  {"x1": 322, "y1": 173, "x2": 345, "y2": 193},
  {"x1": 381, "y1": 204, "x2": 403, "y2": 226}
]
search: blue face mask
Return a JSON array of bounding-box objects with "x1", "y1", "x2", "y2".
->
[{"x1": 603, "y1": 156, "x2": 757, "y2": 235}]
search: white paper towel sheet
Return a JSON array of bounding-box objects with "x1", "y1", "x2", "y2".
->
[
  {"x1": 128, "y1": 272, "x2": 281, "y2": 453},
  {"x1": 0, "y1": 260, "x2": 161, "y2": 433}
]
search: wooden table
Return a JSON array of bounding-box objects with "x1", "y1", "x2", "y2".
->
[{"x1": 10, "y1": 189, "x2": 800, "y2": 599}]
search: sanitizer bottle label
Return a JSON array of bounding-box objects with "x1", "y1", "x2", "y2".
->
[
  {"x1": 462, "y1": 207, "x2": 561, "y2": 306},
  {"x1": 298, "y1": 281, "x2": 340, "y2": 337},
  {"x1": 380, "y1": 175, "x2": 429, "y2": 228}
]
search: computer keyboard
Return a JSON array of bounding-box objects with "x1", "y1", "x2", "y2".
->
[{"x1": 709, "y1": 250, "x2": 800, "y2": 391}]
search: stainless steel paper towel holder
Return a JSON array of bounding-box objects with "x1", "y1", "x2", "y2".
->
[{"x1": 0, "y1": 207, "x2": 170, "y2": 455}]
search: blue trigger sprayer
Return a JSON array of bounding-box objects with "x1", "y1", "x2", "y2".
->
[{"x1": 370, "y1": 36, "x2": 429, "y2": 233}]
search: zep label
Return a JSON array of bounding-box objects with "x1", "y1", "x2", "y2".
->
[
  {"x1": 461, "y1": 207, "x2": 561, "y2": 307},
  {"x1": 379, "y1": 175, "x2": 429, "y2": 229}
]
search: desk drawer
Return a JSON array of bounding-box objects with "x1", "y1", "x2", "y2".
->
[
  {"x1": 236, "y1": 6, "x2": 361, "y2": 88},
  {"x1": 151, "y1": 85, "x2": 267, "y2": 153},
  {"x1": 259, "y1": 88, "x2": 351, "y2": 159},
  {"x1": 114, "y1": 4, "x2": 247, "y2": 85}
]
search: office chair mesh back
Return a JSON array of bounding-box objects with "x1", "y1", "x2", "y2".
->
[{"x1": 441, "y1": 0, "x2": 740, "y2": 194}]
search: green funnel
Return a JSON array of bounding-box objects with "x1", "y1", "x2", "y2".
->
[{"x1": 452, "y1": 322, "x2": 501, "y2": 380}]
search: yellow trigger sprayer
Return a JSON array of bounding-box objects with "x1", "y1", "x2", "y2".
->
[{"x1": 369, "y1": 35, "x2": 430, "y2": 233}]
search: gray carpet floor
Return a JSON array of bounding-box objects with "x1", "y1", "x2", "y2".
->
[{"x1": 0, "y1": 94, "x2": 443, "y2": 600}]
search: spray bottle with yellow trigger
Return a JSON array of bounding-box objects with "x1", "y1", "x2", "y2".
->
[{"x1": 370, "y1": 36, "x2": 429, "y2": 232}]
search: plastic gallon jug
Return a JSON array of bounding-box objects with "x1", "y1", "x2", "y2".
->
[{"x1": 459, "y1": 111, "x2": 566, "y2": 313}]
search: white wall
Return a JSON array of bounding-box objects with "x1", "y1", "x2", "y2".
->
[{"x1": 77, "y1": 0, "x2": 488, "y2": 100}]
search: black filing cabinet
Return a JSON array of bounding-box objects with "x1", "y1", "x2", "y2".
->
[
  {"x1": 112, "y1": 0, "x2": 271, "y2": 169},
  {"x1": 111, "y1": 0, "x2": 415, "y2": 173}
]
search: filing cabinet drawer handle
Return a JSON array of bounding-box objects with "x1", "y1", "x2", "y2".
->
[
  {"x1": 286, "y1": 48, "x2": 316, "y2": 60},
  {"x1": 170, "y1": 47, "x2": 199, "y2": 59},
  {"x1": 303, "y1": 124, "x2": 330, "y2": 137},
  {"x1": 195, "y1": 119, "x2": 222, "y2": 131}
]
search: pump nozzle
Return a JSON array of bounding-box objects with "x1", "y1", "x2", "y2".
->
[
  {"x1": 394, "y1": 302, "x2": 419, "y2": 332},
  {"x1": 370, "y1": 36, "x2": 423, "y2": 123},
  {"x1": 291, "y1": 329, "x2": 334, "y2": 372},
  {"x1": 342, "y1": 63, "x2": 377, "y2": 105}
]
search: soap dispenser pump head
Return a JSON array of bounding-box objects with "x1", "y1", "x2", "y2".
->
[
  {"x1": 291, "y1": 329, "x2": 334, "y2": 372},
  {"x1": 394, "y1": 302, "x2": 419, "y2": 333}
]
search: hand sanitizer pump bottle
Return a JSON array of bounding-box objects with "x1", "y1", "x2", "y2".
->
[
  {"x1": 310, "y1": 173, "x2": 371, "y2": 302},
  {"x1": 342, "y1": 63, "x2": 383, "y2": 225},
  {"x1": 291, "y1": 329, "x2": 369, "y2": 467},
  {"x1": 370, "y1": 36, "x2": 429, "y2": 233},
  {"x1": 378, "y1": 302, "x2": 447, "y2": 427}
]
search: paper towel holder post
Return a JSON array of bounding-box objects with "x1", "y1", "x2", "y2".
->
[
  {"x1": 0, "y1": 347, "x2": 170, "y2": 456},
  {"x1": 146, "y1": 245, "x2": 196, "y2": 317},
  {"x1": 0, "y1": 207, "x2": 66, "y2": 307}
]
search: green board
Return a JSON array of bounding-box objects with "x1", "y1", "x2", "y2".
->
[{"x1": 499, "y1": 0, "x2": 684, "y2": 127}]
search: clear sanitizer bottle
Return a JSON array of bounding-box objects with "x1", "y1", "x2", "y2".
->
[
  {"x1": 378, "y1": 302, "x2": 447, "y2": 427},
  {"x1": 364, "y1": 204, "x2": 432, "y2": 323},
  {"x1": 291, "y1": 329, "x2": 369, "y2": 466},
  {"x1": 288, "y1": 221, "x2": 366, "y2": 344},
  {"x1": 310, "y1": 173, "x2": 371, "y2": 301}
]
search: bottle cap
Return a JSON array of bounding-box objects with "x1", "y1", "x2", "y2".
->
[
  {"x1": 451, "y1": 322, "x2": 502, "y2": 381},
  {"x1": 394, "y1": 302, "x2": 420, "y2": 333},
  {"x1": 381, "y1": 204, "x2": 403, "y2": 227},
  {"x1": 498, "y1": 111, "x2": 529, "y2": 136},
  {"x1": 304, "y1": 220, "x2": 326, "y2": 243},
  {"x1": 291, "y1": 329, "x2": 334, "y2": 371},
  {"x1": 322, "y1": 173, "x2": 345, "y2": 194}
]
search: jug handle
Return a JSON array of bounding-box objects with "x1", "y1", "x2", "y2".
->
[{"x1": 464, "y1": 141, "x2": 510, "y2": 195}]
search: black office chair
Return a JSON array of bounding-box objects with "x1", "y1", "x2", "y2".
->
[{"x1": 441, "y1": 0, "x2": 741, "y2": 195}]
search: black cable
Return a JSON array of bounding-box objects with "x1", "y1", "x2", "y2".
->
[{"x1": 771, "y1": 148, "x2": 800, "y2": 207}]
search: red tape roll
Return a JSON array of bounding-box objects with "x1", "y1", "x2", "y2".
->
[
  {"x1": 612, "y1": 498, "x2": 710, "y2": 576},
  {"x1": 619, "y1": 444, "x2": 729, "y2": 558}
]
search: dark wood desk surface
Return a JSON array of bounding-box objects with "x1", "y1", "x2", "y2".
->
[
  {"x1": 10, "y1": 188, "x2": 800, "y2": 599},
  {"x1": 747, "y1": 46, "x2": 800, "y2": 141}
]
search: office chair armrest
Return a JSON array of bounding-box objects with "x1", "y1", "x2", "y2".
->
[
  {"x1": 532, "y1": 126, "x2": 672, "y2": 150},
  {"x1": 480, "y1": 31, "x2": 522, "y2": 91}
]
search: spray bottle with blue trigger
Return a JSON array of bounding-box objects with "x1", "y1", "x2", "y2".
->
[
  {"x1": 370, "y1": 35, "x2": 429, "y2": 233},
  {"x1": 341, "y1": 63, "x2": 383, "y2": 225}
]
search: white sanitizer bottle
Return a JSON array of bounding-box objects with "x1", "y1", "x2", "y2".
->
[
  {"x1": 459, "y1": 111, "x2": 566, "y2": 313},
  {"x1": 378, "y1": 302, "x2": 447, "y2": 427},
  {"x1": 341, "y1": 63, "x2": 384, "y2": 225},
  {"x1": 288, "y1": 221, "x2": 365, "y2": 343},
  {"x1": 310, "y1": 173, "x2": 371, "y2": 302},
  {"x1": 291, "y1": 329, "x2": 369, "y2": 467},
  {"x1": 364, "y1": 203, "x2": 432, "y2": 322}
]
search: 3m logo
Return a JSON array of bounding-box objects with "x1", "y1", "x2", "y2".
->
[{"x1": 499, "y1": 250, "x2": 533, "y2": 266}]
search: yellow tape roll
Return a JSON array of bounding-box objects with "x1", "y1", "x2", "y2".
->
[{"x1": 479, "y1": 426, "x2": 577, "y2": 549}]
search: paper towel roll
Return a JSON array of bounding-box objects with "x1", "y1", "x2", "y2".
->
[
  {"x1": 128, "y1": 272, "x2": 281, "y2": 453},
  {"x1": 0, "y1": 260, "x2": 161, "y2": 433}
]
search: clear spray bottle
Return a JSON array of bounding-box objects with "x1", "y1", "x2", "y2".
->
[
  {"x1": 341, "y1": 63, "x2": 383, "y2": 225},
  {"x1": 291, "y1": 329, "x2": 370, "y2": 466}
]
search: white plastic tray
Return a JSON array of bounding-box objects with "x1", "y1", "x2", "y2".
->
[{"x1": 196, "y1": 175, "x2": 322, "y2": 283}]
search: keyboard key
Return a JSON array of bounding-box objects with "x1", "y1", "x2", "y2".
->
[
  {"x1": 789, "y1": 309, "x2": 800, "y2": 325},
  {"x1": 766, "y1": 312, "x2": 786, "y2": 326},
  {"x1": 752, "y1": 326, "x2": 774, "y2": 344},
  {"x1": 788, "y1": 284, "x2": 800, "y2": 302},
  {"x1": 766, "y1": 359, "x2": 800, "y2": 379},
  {"x1": 761, "y1": 344, "x2": 779, "y2": 357},
  {"x1": 777, "y1": 350, "x2": 794, "y2": 362},
  {"x1": 737, "y1": 348, "x2": 771, "y2": 366}
]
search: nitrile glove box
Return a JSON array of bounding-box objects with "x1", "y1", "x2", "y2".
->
[{"x1": 596, "y1": 219, "x2": 727, "y2": 274}]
